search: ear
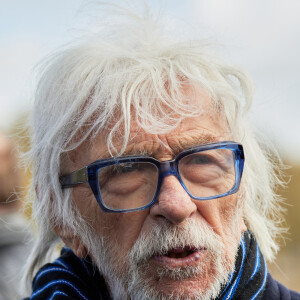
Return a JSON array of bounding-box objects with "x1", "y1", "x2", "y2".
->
[
  {"x1": 240, "y1": 217, "x2": 247, "y2": 232},
  {"x1": 53, "y1": 225, "x2": 87, "y2": 258}
]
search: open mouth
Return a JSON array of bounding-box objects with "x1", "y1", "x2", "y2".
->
[
  {"x1": 165, "y1": 247, "x2": 197, "y2": 259},
  {"x1": 151, "y1": 246, "x2": 205, "y2": 266}
]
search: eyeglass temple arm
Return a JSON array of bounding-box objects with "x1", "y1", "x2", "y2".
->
[{"x1": 60, "y1": 167, "x2": 88, "y2": 188}]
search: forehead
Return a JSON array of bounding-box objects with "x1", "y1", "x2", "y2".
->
[
  {"x1": 123, "y1": 116, "x2": 229, "y2": 156},
  {"x1": 67, "y1": 91, "x2": 231, "y2": 170}
]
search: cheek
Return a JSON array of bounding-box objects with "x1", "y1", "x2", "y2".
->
[
  {"x1": 93, "y1": 209, "x2": 150, "y2": 255},
  {"x1": 72, "y1": 187, "x2": 100, "y2": 221},
  {"x1": 219, "y1": 194, "x2": 240, "y2": 222},
  {"x1": 195, "y1": 194, "x2": 242, "y2": 266},
  {"x1": 73, "y1": 187, "x2": 150, "y2": 255},
  {"x1": 194, "y1": 193, "x2": 241, "y2": 236}
]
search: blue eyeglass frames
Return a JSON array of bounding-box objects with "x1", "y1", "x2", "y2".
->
[{"x1": 60, "y1": 141, "x2": 245, "y2": 213}]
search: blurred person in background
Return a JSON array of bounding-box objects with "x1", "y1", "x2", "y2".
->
[
  {"x1": 0, "y1": 131, "x2": 32, "y2": 300},
  {"x1": 21, "y1": 4, "x2": 300, "y2": 300}
]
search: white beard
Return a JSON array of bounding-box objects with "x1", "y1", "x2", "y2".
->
[{"x1": 83, "y1": 211, "x2": 243, "y2": 300}]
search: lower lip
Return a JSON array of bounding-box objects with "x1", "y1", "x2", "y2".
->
[{"x1": 151, "y1": 249, "x2": 206, "y2": 267}]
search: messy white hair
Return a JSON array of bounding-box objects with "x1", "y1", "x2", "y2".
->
[{"x1": 22, "y1": 3, "x2": 285, "y2": 295}]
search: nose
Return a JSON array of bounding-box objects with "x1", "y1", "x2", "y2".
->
[{"x1": 149, "y1": 175, "x2": 197, "y2": 224}]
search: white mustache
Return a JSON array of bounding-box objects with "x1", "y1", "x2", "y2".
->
[{"x1": 129, "y1": 218, "x2": 223, "y2": 266}]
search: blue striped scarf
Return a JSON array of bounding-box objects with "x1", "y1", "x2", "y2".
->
[
  {"x1": 24, "y1": 231, "x2": 267, "y2": 299},
  {"x1": 218, "y1": 231, "x2": 268, "y2": 300}
]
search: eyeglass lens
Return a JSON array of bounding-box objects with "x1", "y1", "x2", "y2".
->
[
  {"x1": 97, "y1": 149, "x2": 236, "y2": 210},
  {"x1": 179, "y1": 149, "x2": 235, "y2": 198},
  {"x1": 98, "y1": 162, "x2": 159, "y2": 210}
]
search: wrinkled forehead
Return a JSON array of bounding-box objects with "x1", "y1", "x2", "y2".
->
[{"x1": 62, "y1": 90, "x2": 230, "y2": 172}]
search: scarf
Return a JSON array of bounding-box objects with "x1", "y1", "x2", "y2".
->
[{"x1": 217, "y1": 231, "x2": 268, "y2": 300}]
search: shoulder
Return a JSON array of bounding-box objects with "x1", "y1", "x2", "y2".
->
[
  {"x1": 262, "y1": 273, "x2": 300, "y2": 300},
  {"x1": 24, "y1": 248, "x2": 110, "y2": 300}
]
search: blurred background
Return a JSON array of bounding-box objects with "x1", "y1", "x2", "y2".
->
[{"x1": 1, "y1": 0, "x2": 299, "y2": 293}]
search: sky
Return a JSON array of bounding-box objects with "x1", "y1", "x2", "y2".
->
[{"x1": 1, "y1": 0, "x2": 300, "y2": 162}]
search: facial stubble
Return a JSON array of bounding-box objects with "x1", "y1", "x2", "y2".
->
[{"x1": 85, "y1": 210, "x2": 243, "y2": 300}]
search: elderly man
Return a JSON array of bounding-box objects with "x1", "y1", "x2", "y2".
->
[{"x1": 22, "y1": 9, "x2": 299, "y2": 300}]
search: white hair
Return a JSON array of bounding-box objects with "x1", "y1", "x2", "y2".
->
[{"x1": 21, "y1": 4, "x2": 286, "y2": 295}]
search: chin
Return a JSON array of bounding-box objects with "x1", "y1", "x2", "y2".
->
[
  {"x1": 128, "y1": 276, "x2": 228, "y2": 300},
  {"x1": 126, "y1": 251, "x2": 234, "y2": 300}
]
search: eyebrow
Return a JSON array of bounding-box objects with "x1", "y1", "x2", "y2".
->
[
  {"x1": 119, "y1": 133, "x2": 222, "y2": 158},
  {"x1": 176, "y1": 134, "x2": 220, "y2": 149}
]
